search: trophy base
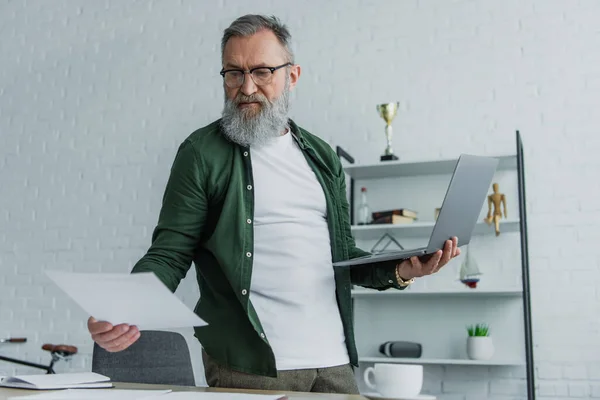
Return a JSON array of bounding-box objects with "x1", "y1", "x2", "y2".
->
[{"x1": 380, "y1": 154, "x2": 399, "y2": 161}]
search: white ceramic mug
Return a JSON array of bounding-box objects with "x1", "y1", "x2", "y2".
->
[{"x1": 363, "y1": 363, "x2": 423, "y2": 398}]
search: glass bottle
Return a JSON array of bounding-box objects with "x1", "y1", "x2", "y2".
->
[{"x1": 357, "y1": 187, "x2": 371, "y2": 225}]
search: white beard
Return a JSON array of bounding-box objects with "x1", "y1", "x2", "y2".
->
[{"x1": 220, "y1": 77, "x2": 291, "y2": 147}]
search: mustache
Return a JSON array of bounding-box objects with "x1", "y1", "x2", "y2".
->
[{"x1": 232, "y1": 93, "x2": 270, "y2": 106}]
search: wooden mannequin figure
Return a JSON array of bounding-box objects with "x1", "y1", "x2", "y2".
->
[{"x1": 484, "y1": 183, "x2": 507, "y2": 236}]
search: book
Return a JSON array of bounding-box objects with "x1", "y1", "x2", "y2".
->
[
  {"x1": 10, "y1": 390, "x2": 288, "y2": 400},
  {"x1": 372, "y1": 208, "x2": 418, "y2": 220},
  {"x1": 8, "y1": 389, "x2": 172, "y2": 399},
  {"x1": 371, "y1": 215, "x2": 415, "y2": 225},
  {"x1": 0, "y1": 372, "x2": 112, "y2": 390}
]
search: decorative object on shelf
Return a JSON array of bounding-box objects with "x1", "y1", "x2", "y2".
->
[
  {"x1": 357, "y1": 187, "x2": 372, "y2": 225},
  {"x1": 483, "y1": 182, "x2": 507, "y2": 236},
  {"x1": 459, "y1": 244, "x2": 482, "y2": 289},
  {"x1": 373, "y1": 208, "x2": 417, "y2": 220},
  {"x1": 379, "y1": 341, "x2": 422, "y2": 358},
  {"x1": 371, "y1": 214, "x2": 415, "y2": 225},
  {"x1": 376, "y1": 102, "x2": 400, "y2": 161},
  {"x1": 370, "y1": 233, "x2": 405, "y2": 254},
  {"x1": 371, "y1": 208, "x2": 417, "y2": 225},
  {"x1": 466, "y1": 323, "x2": 494, "y2": 360},
  {"x1": 363, "y1": 363, "x2": 425, "y2": 399}
]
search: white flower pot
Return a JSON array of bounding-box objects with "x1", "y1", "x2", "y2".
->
[{"x1": 467, "y1": 336, "x2": 494, "y2": 360}]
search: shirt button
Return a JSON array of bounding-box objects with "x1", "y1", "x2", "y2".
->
[
  {"x1": 242, "y1": 289, "x2": 247, "y2": 295},
  {"x1": 243, "y1": 151, "x2": 248, "y2": 156},
  {"x1": 247, "y1": 185, "x2": 252, "y2": 190},
  {"x1": 389, "y1": 280, "x2": 394, "y2": 284},
  {"x1": 246, "y1": 219, "x2": 252, "y2": 224},
  {"x1": 246, "y1": 252, "x2": 252, "y2": 258},
  {"x1": 260, "y1": 333, "x2": 265, "y2": 339}
]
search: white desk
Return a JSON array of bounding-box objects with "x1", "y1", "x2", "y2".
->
[{"x1": 0, "y1": 381, "x2": 373, "y2": 400}]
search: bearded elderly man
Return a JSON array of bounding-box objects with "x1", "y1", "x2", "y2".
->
[{"x1": 87, "y1": 14, "x2": 460, "y2": 394}]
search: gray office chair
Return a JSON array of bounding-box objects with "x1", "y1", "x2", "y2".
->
[{"x1": 92, "y1": 330, "x2": 195, "y2": 386}]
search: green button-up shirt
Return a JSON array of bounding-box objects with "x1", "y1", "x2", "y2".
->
[{"x1": 131, "y1": 118, "x2": 405, "y2": 377}]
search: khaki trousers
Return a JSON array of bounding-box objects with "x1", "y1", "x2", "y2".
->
[{"x1": 202, "y1": 349, "x2": 360, "y2": 394}]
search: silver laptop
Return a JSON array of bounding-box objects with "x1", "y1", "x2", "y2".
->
[{"x1": 332, "y1": 154, "x2": 499, "y2": 268}]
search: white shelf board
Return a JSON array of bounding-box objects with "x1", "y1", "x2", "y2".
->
[
  {"x1": 359, "y1": 356, "x2": 524, "y2": 366},
  {"x1": 351, "y1": 288, "x2": 523, "y2": 297},
  {"x1": 343, "y1": 154, "x2": 517, "y2": 180},
  {"x1": 351, "y1": 219, "x2": 520, "y2": 241}
]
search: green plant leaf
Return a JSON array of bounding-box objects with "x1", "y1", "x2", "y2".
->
[{"x1": 467, "y1": 323, "x2": 490, "y2": 336}]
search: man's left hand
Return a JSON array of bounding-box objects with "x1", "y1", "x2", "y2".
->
[{"x1": 396, "y1": 236, "x2": 461, "y2": 280}]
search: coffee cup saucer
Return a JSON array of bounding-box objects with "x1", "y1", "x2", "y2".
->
[{"x1": 362, "y1": 392, "x2": 436, "y2": 400}]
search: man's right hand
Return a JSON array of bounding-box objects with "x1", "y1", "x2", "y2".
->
[{"x1": 87, "y1": 317, "x2": 140, "y2": 352}]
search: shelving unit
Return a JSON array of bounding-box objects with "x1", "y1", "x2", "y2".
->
[
  {"x1": 358, "y1": 357, "x2": 525, "y2": 366},
  {"x1": 343, "y1": 154, "x2": 518, "y2": 180},
  {"x1": 351, "y1": 288, "x2": 523, "y2": 297},
  {"x1": 338, "y1": 131, "x2": 535, "y2": 399},
  {"x1": 351, "y1": 218, "x2": 521, "y2": 240}
]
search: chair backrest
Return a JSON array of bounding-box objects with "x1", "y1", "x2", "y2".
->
[{"x1": 92, "y1": 330, "x2": 195, "y2": 386}]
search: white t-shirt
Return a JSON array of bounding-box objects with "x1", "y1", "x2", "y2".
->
[{"x1": 248, "y1": 130, "x2": 349, "y2": 370}]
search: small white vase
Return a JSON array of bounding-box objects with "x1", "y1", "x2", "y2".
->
[{"x1": 467, "y1": 336, "x2": 495, "y2": 360}]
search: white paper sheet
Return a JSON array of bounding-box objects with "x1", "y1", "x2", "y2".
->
[
  {"x1": 160, "y1": 393, "x2": 286, "y2": 400},
  {"x1": 45, "y1": 271, "x2": 207, "y2": 330},
  {"x1": 0, "y1": 372, "x2": 111, "y2": 390},
  {"x1": 8, "y1": 389, "x2": 172, "y2": 400}
]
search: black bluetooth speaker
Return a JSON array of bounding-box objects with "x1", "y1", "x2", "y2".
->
[{"x1": 379, "y1": 341, "x2": 422, "y2": 358}]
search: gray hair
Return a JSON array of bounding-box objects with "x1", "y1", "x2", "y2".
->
[{"x1": 221, "y1": 15, "x2": 294, "y2": 63}]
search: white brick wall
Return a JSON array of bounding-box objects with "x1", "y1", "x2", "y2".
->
[{"x1": 1, "y1": 0, "x2": 598, "y2": 398}]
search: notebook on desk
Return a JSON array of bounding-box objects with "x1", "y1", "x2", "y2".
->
[
  {"x1": 0, "y1": 372, "x2": 112, "y2": 390},
  {"x1": 8, "y1": 390, "x2": 288, "y2": 400},
  {"x1": 6, "y1": 389, "x2": 173, "y2": 400},
  {"x1": 333, "y1": 154, "x2": 499, "y2": 268}
]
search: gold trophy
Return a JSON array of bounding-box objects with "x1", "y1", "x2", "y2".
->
[{"x1": 376, "y1": 102, "x2": 400, "y2": 161}]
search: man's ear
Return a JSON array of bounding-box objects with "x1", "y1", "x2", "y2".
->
[{"x1": 289, "y1": 64, "x2": 301, "y2": 91}]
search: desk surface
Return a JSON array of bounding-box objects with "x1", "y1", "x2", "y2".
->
[{"x1": 0, "y1": 381, "x2": 372, "y2": 400}]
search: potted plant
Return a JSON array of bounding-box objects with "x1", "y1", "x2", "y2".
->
[{"x1": 466, "y1": 323, "x2": 494, "y2": 360}]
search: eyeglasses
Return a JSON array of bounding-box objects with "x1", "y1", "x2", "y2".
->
[{"x1": 220, "y1": 63, "x2": 292, "y2": 88}]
